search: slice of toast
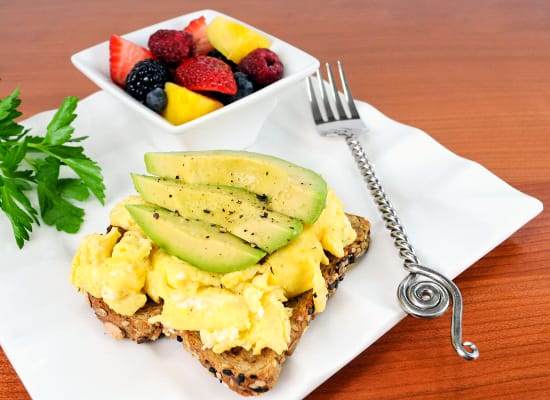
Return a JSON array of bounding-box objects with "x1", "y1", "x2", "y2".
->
[{"x1": 88, "y1": 214, "x2": 370, "y2": 396}]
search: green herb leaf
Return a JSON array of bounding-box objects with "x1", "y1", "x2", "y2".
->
[
  {"x1": 44, "y1": 96, "x2": 78, "y2": 145},
  {"x1": 0, "y1": 89, "x2": 25, "y2": 139},
  {"x1": 1, "y1": 138, "x2": 27, "y2": 172},
  {"x1": 0, "y1": 90, "x2": 105, "y2": 248},
  {"x1": 42, "y1": 145, "x2": 106, "y2": 204},
  {"x1": 57, "y1": 178, "x2": 90, "y2": 201},
  {"x1": 35, "y1": 157, "x2": 84, "y2": 233},
  {"x1": 0, "y1": 178, "x2": 39, "y2": 248}
]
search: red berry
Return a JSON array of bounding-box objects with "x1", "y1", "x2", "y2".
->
[
  {"x1": 148, "y1": 29, "x2": 194, "y2": 66},
  {"x1": 175, "y1": 56, "x2": 237, "y2": 95},
  {"x1": 109, "y1": 35, "x2": 152, "y2": 86},
  {"x1": 183, "y1": 16, "x2": 214, "y2": 56},
  {"x1": 239, "y1": 48, "x2": 284, "y2": 87}
]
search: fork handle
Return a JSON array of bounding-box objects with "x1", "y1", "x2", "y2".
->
[{"x1": 345, "y1": 134, "x2": 479, "y2": 361}]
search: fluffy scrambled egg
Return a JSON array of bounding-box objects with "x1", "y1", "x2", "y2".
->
[{"x1": 71, "y1": 191, "x2": 356, "y2": 355}]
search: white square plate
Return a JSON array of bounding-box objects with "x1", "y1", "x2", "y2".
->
[
  {"x1": 0, "y1": 84, "x2": 542, "y2": 399},
  {"x1": 71, "y1": 9, "x2": 319, "y2": 149}
]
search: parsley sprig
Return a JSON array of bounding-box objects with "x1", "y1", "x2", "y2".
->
[{"x1": 0, "y1": 89, "x2": 105, "y2": 248}]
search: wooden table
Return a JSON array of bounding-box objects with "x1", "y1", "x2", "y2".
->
[{"x1": 1, "y1": 1, "x2": 549, "y2": 398}]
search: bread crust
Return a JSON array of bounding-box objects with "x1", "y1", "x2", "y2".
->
[{"x1": 88, "y1": 214, "x2": 370, "y2": 396}]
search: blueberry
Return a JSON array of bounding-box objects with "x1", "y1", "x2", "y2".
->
[
  {"x1": 233, "y1": 72, "x2": 255, "y2": 100},
  {"x1": 214, "y1": 72, "x2": 255, "y2": 105},
  {"x1": 145, "y1": 87, "x2": 167, "y2": 113}
]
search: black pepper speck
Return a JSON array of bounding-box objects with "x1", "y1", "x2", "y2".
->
[{"x1": 256, "y1": 193, "x2": 268, "y2": 202}]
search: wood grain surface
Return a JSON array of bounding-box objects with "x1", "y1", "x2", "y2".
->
[{"x1": 1, "y1": 1, "x2": 549, "y2": 399}]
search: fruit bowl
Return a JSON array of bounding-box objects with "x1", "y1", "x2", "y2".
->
[{"x1": 71, "y1": 9, "x2": 319, "y2": 149}]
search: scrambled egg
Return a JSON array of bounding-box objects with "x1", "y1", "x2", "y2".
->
[{"x1": 71, "y1": 191, "x2": 356, "y2": 355}]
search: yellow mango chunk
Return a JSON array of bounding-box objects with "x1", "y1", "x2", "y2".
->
[
  {"x1": 163, "y1": 82, "x2": 223, "y2": 125},
  {"x1": 207, "y1": 16, "x2": 271, "y2": 63}
]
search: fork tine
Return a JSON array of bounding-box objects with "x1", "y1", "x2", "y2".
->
[
  {"x1": 326, "y1": 63, "x2": 348, "y2": 119},
  {"x1": 316, "y1": 70, "x2": 336, "y2": 121},
  {"x1": 337, "y1": 60, "x2": 360, "y2": 119},
  {"x1": 306, "y1": 75, "x2": 325, "y2": 124}
]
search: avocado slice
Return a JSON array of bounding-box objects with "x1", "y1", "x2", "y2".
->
[
  {"x1": 132, "y1": 174, "x2": 303, "y2": 253},
  {"x1": 126, "y1": 204, "x2": 266, "y2": 273},
  {"x1": 144, "y1": 151, "x2": 328, "y2": 224}
]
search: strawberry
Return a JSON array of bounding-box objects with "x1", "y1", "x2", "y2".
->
[
  {"x1": 183, "y1": 16, "x2": 214, "y2": 56},
  {"x1": 109, "y1": 35, "x2": 153, "y2": 86},
  {"x1": 175, "y1": 56, "x2": 237, "y2": 95}
]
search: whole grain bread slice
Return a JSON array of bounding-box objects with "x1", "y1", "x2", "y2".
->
[{"x1": 88, "y1": 214, "x2": 370, "y2": 396}]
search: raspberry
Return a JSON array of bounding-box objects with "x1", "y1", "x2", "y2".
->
[
  {"x1": 238, "y1": 48, "x2": 284, "y2": 87},
  {"x1": 148, "y1": 29, "x2": 194, "y2": 66},
  {"x1": 125, "y1": 60, "x2": 170, "y2": 102}
]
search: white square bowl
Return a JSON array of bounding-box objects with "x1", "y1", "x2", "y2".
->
[{"x1": 71, "y1": 9, "x2": 319, "y2": 149}]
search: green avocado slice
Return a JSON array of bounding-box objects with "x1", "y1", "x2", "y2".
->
[
  {"x1": 144, "y1": 150, "x2": 327, "y2": 224},
  {"x1": 132, "y1": 174, "x2": 303, "y2": 253},
  {"x1": 126, "y1": 204, "x2": 266, "y2": 273}
]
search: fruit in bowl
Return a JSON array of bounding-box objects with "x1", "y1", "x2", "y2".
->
[{"x1": 109, "y1": 16, "x2": 285, "y2": 125}]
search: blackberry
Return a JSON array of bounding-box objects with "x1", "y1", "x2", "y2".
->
[{"x1": 125, "y1": 60, "x2": 170, "y2": 102}]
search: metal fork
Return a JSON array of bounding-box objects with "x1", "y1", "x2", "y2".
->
[{"x1": 306, "y1": 61, "x2": 479, "y2": 361}]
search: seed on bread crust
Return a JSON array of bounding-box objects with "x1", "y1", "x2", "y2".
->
[
  {"x1": 103, "y1": 322, "x2": 124, "y2": 339},
  {"x1": 95, "y1": 308, "x2": 107, "y2": 318},
  {"x1": 250, "y1": 379, "x2": 266, "y2": 388},
  {"x1": 251, "y1": 386, "x2": 269, "y2": 393}
]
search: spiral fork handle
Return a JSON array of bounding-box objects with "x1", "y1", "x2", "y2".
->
[{"x1": 345, "y1": 134, "x2": 479, "y2": 361}]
